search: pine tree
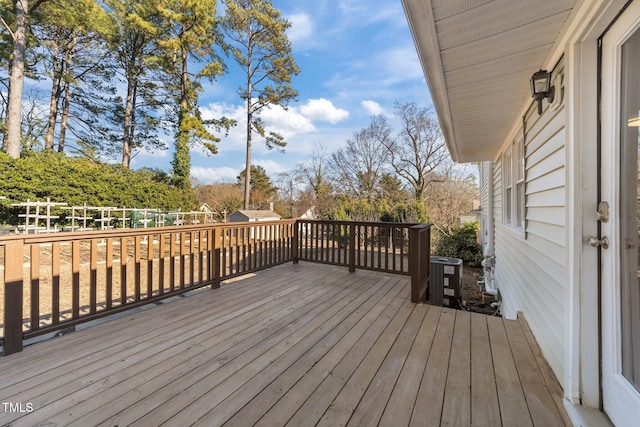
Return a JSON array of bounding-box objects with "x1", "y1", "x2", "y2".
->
[
  {"x1": 33, "y1": 0, "x2": 114, "y2": 153},
  {"x1": 105, "y1": 0, "x2": 164, "y2": 167},
  {"x1": 154, "y1": 0, "x2": 232, "y2": 189},
  {"x1": 1, "y1": 0, "x2": 32, "y2": 157},
  {"x1": 222, "y1": 0, "x2": 299, "y2": 209}
]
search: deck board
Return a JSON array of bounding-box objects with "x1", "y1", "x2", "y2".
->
[
  {"x1": 378, "y1": 304, "x2": 439, "y2": 427},
  {"x1": 410, "y1": 308, "x2": 456, "y2": 427},
  {"x1": 441, "y1": 310, "x2": 471, "y2": 426},
  {"x1": 0, "y1": 262, "x2": 570, "y2": 426},
  {"x1": 487, "y1": 315, "x2": 533, "y2": 427},
  {"x1": 471, "y1": 313, "x2": 502, "y2": 426}
]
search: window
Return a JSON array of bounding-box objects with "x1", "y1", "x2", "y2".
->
[
  {"x1": 503, "y1": 149, "x2": 512, "y2": 226},
  {"x1": 503, "y1": 136, "x2": 525, "y2": 232}
]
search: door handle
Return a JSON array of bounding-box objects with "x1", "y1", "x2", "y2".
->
[{"x1": 588, "y1": 236, "x2": 609, "y2": 249}]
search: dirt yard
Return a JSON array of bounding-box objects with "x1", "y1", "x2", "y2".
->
[{"x1": 459, "y1": 266, "x2": 499, "y2": 315}]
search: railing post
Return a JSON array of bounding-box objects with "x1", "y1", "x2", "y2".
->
[
  {"x1": 348, "y1": 222, "x2": 356, "y2": 273},
  {"x1": 212, "y1": 228, "x2": 221, "y2": 289},
  {"x1": 293, "y1": 220, "x2": 299, "y2": 264},
  {"x1": 409, "y1": 224, "x2": 431, "y2": 303},
  {"x1": 409, "y1": 226, "x2": 419, "y2": 302},
  {"x1": 3, "y1": 240, "x2": 25, "y2": 355}
]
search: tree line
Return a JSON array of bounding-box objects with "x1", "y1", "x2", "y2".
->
[
  {"x1": 0, "y1": 0, "x2": 298, "y2": 210},
  {"x1": 1, "y1": 1, "x2": 477, "y2": 237},
  {"x1": 196, "y1": 102, "x2": 479, "y2": 238}
]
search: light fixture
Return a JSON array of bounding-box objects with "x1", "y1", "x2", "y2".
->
[{"x1": 530, "y1": 69, "x2": 555, "y2": 115}]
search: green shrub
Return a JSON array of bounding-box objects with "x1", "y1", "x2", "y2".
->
[
  {"x1": 434, "y1": 221, "x2": 484, "y2": 267},
  {"x1": 0, "y1": 151, "x2": 196, "y2": 224}
]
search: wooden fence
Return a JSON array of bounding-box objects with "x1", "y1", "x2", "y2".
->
[{"x1": 1, "y1": 220, "x2": 430, "y2": 356}]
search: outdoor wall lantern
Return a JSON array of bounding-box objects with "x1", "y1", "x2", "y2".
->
[{"x1": 530, "y1": 69, "x2": 555, "y2": 115}]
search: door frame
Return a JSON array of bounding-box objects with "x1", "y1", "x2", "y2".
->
[
  {"x1": 564, "y1": 0, "x2": 631, "y2": 412},
  {"x1": 599, "y1": 2, "x2": 640, "y2": 424}
]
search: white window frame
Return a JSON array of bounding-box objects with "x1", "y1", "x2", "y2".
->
[
  {"x1": 503, "y1": 149, "x2": 512, "y2": 226},
  {"x1": 503, "y1": 136, "x2": 525, "y2": 233}
]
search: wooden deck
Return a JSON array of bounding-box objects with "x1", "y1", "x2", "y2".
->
[{"x1": 0, "y1": 262, "x2": 570, "y2": 426}]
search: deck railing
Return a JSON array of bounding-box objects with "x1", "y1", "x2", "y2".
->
[
  {"x1": 296, "y1": 220, "x2": 416, "y2": 274},
  {"x1": 1, "y1": 219, "x2": 430, "y2": 355}
]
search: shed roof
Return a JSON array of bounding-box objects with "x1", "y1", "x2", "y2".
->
[{"x1": 230, "y1": 210, "x2": 281, "y2": 220}]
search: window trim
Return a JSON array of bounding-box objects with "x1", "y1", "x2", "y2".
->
[{"x1": 503, "y1": 135, "x2": 525, "y2": 233}]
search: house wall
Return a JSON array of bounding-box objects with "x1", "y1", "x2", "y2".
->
[
  {"x1": 478, "y1": 162, "x2": 491, "y2": 254},
  {"x1": 485, "y1": 62, "x2": 567, "y2": 384}
]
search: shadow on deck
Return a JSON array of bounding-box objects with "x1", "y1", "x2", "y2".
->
[{"x1": 0, "y1": 262, "x2": 570, "y2": 426}]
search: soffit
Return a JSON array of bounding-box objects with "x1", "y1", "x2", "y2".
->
[{"x1": 402, "y1": 0, "x2": 577, "y2": 162}]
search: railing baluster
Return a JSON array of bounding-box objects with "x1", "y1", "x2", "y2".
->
[
  {"x1": 199, "y1": 231, "x2": 204, "y2": 284},
  {"x1": 320, "y1": 222, "x2": 324, "y2": 262},
  {"x1": 400, "y1": 230, "x2": 405, "y2": 272},
  {"x1": 190, "y1": 231, "x2": 195, "y2": 286},
  {"x1": 235, "y1": 227, "x2": 241, "y2": 274},
  {"x1": 52, "y1": 242, "x2": 60, "y2": 324},
  {"x1": 147, "y1": 233, "x2": 154, "y2": 298},
  {"x1": 90, "y1": 239, "x2": 98, "y2": 314},
  {"x1": 307, "y1": 221, "x2": 311, "y2": 259},
  {"x1": 357, "y1": 224, "x2": 362, "y2": 268},
  {"x1": 120, "y1": 237, "x2": 127, "y2": 306},
  {"x1": 213, "y1": 228, "x2": 221, "y2": 289},
  {"x1": 159, "y1": 234, "x2": 165, "y2": 295},
  {"x1": 385, "y1": 226, "x2": 390, "y2": 271},
  {"x1": 106, "y1": 238, "x2": 113, "y2": 309},
  {"x1": 169, "y1": 233, "x2": 176, "y2": 293},
  {"x1": 293, "y1": 221, "x2": 299, "y2": 264},
  {"x1": 134, "y1": 236, "x2": 141, "y2": 301},
  {"x1": 180, "y1": 232, "x2": 186, "y2": 289},
  {"x1": 269, "y1": 225, "x2": 274, "y2": 265},
  {"x1": 30, "y1": 244, "x2": 40, "y2": 330},
  {"x1": 349, "y1": 223, "x2": 356, "y2": 273},
  {"x1": 72, "y1": 240, "x2": 80, "y2": 319},
  {"x1": 378, "y1": 225, "x2": 382, "y2": 270}
]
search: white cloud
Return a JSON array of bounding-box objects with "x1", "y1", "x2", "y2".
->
[
  {"x1": 260, "y1": 104, "x2": 317, "y2": 138},
  {"x1": 129, "y1": 140, "x2": 171, "y2": 168},
  {"x1": 361, "y1": 100, "x2": 387, "y2": 116},
  {"x1": 253, "y1": 158, "x2": 289, "y2": 176},
  {"x1": 287, "y1": 13, "x2": 313, "y2": 43},
  {"x1": 199, "y1": 102, "x2": 247, "y2": 152},
  {"x1": 380, "y1": 46, "x2": 424, "y2": 81},
  {"x1": 200, "y1": 101, "x2": 317, "y2": 156},
  {"x1": 299, "y1": 98, "x2": 349, "y2": 124},
  {"x1": 191, "y1": 166, "x2": 239, "y2": 184}
]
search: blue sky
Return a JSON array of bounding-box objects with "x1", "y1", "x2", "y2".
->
[{"x1": 131, "y1": 0, "x2": 433, "y2": 184}]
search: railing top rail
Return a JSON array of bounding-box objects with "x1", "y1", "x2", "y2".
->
[
  {"x1": 410, "y1": 223, "x2": 432, "y2": 230},
  {"x1": 0, "y1": 219, "x2": 297, "y2": 245},
  {"x1": 214, "y1": 219, "x2": 296, "y2": 229},
  {"x1": 296, "y1": 219, "x2": 419, "y2": 227}
]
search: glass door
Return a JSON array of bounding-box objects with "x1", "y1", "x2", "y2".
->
[
  {"x1": 619, "y1": 23, "x2": 640, "y2": 396},
  {"x1": 600, "y1": 2, "x2": 640, "y2": 425}
]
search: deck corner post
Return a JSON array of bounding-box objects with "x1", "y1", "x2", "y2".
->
[
  {"x1": 348, "y1": 222, "x2": 356, "y2": 273},
  {"x1": 409, "y1": 224, "x2": 431, "y2": 303},
  {"x1": 3, "y1": 239, "x2": 25, "y2": 355}
]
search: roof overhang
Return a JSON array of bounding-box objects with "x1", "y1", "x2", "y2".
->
[{"x1": 401, "y1": 0, "x2": 578, "y2": 162}]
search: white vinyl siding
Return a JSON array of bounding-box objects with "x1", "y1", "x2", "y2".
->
[
  {"x1": 493, "y1": 62, "x2": 566, "y2": 384},
  {"x1": 478, "y1": 162, "x2": 492, "y2": 253},
  {"x1": 479, "y1": 162, "x2": 490, "y2": 213}
]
